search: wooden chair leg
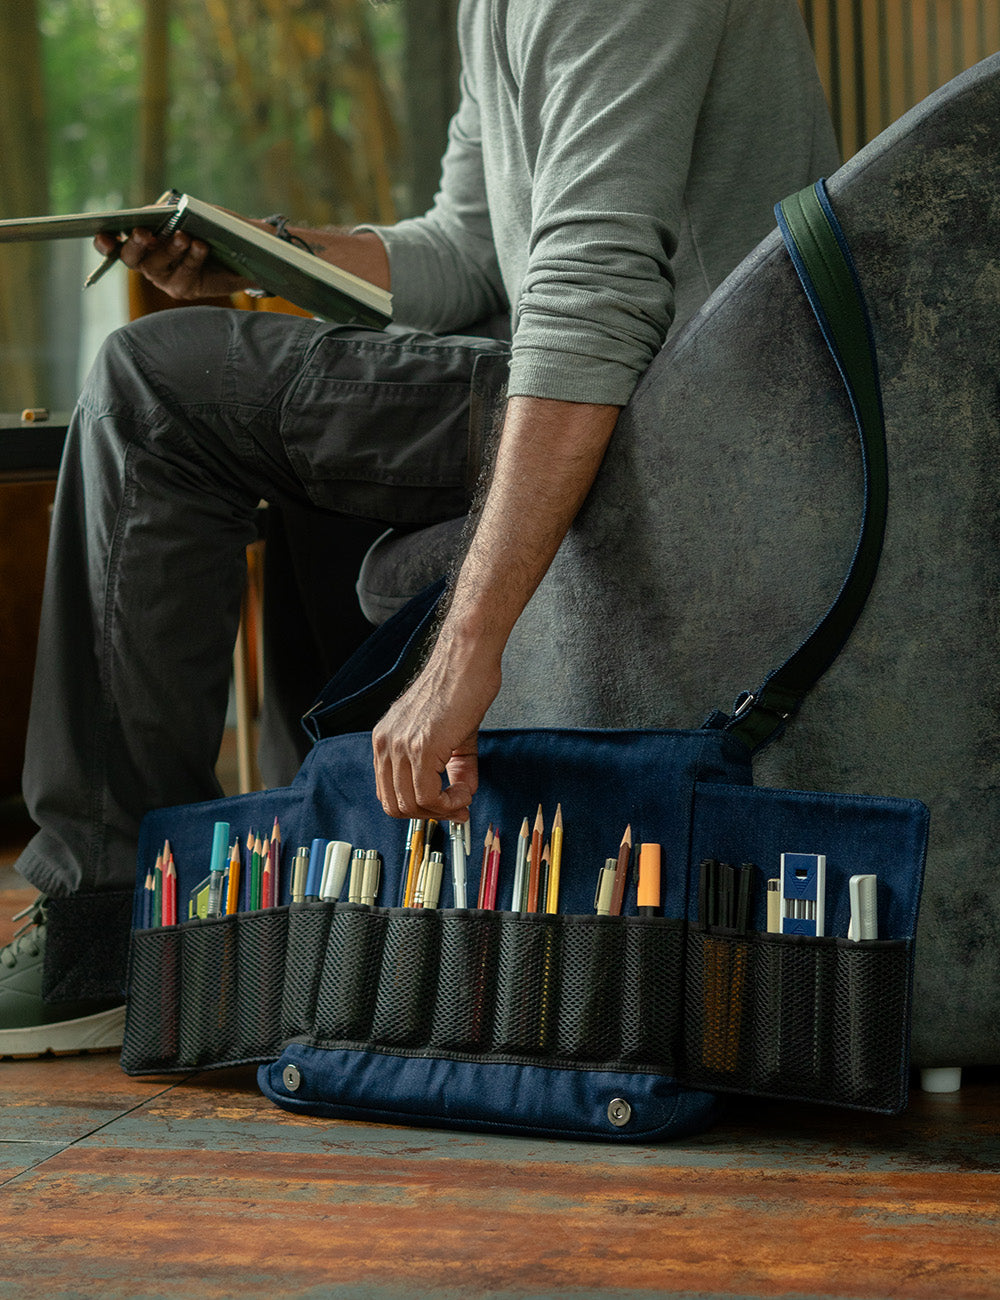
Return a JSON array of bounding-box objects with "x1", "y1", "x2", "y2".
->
[
  {"x1": 232, "y1": 612, "x2": 257, "y2": 794},
  {"x1": 231, "y1": 539, "x2": 266, "y2": 794}
]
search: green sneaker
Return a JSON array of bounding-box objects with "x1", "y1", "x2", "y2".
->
[{"x1": 0, "y1": 897, "x2": 126, "y2": 1058}]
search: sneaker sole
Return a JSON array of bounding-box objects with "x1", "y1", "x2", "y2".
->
[{"x1": 0, "y1": 1004, "x2": 126, "y2": 1059}]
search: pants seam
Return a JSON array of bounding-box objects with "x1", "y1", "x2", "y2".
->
[{"x1": 90, "y1": 433, "x2": 140, "y2": 882}]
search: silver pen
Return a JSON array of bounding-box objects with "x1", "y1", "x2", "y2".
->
[
  {"x1": 348, "y1": 849, "x2": 366, "y2": 903},
  {"x1": 422, "y1": 852, "x2": 445, "y2": 910},
  {"x1": 448, "y1": 821, "x2": 467, "y2": 908},
  {"x1": 595, "y1": 860, "x2": 617, "y2": 916},
  {"x1": 319, "y1": 840, "x2": 352, "y2": 902},
  {"x1": 360, "y1": 850, "x2": 381, "y2": 906}
]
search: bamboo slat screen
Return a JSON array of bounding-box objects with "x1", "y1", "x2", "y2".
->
[{"x1": 799, "y1": 0, "x2": 1000, "y2": 157}]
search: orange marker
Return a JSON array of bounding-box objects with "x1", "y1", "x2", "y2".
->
[{"x1": 637, "y1": 843, "x2": 662, "y2": 916}]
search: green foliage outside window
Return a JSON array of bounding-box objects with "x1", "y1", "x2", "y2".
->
[
  {"x1": 39, "y1": 0, "x2": 404, "y2": 221},
  {"x1": 1, "y1": 0, "x2": 410, "y2": 410}
]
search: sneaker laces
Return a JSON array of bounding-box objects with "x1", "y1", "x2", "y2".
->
[{"x1": 1, "y1": 896, "x2": 47, "y2": 968}]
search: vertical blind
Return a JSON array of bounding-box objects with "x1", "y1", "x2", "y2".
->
[{"x1": 799, "y1": 0, "x2": 1000, "y2": 156}]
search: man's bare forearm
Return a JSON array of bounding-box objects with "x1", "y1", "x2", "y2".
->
[
  {"x1": 372, "y1": 395, "x2": 621, "y2": 820},
  {"x1": 444, "y1": 395, "x2": 620, "y2": 658},
  {"x1": 282, "y1": 224, "x2": 390, "y2": 291}
]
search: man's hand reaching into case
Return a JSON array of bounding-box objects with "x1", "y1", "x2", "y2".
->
[
  {"x1": 371, "y1": 395, "x2": 622, "y2": 826},
  {"x1": 371, "y1": 625, "x2": 503, "y2": 824}
]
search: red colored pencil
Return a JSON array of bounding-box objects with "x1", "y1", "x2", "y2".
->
[
  {"x1": 261, "y1": 841, "x2": 274, "y2": 909},
  {"x1": 484, "y1": 832, "x2": 501, "y2": 910},
  {"x1": 477, "y1": 825, "x2": 494, "y2": 908},
  {"x1": 163, "y1": 848, "x2": 178, "y2": 927}
]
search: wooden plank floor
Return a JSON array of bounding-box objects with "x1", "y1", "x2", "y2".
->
[{"x1": 2, "y1": 783, "x2": 1000, "y2": 1298}]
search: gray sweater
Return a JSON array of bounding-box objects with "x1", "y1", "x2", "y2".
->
[{"x1": 373, "y1": 0, "x2": 838, "y2": 407}]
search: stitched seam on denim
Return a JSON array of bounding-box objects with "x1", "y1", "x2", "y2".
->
[
  {"x1": 90, "y1": 431, "x2": 142, "y2": 882},
  {"x1": 305, "y1": 469, "x2": 467, "y2": 490},
  {"x1": 292, "y1": 380, "x2": 473, "y2": 396},
  {"x1": 301, "y1": 338, "x2": 501, "y2": 371}
]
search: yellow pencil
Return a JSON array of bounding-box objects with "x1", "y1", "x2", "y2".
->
[
  {"x1": 546, "y1": 804, "x2": 563, "y2": 913},
  {"x1": 226, "y1": 838, "x2": 241, "y2": 914},
  {"x1": 403, "y1": 819, "x2": 426, "y2": 907}
]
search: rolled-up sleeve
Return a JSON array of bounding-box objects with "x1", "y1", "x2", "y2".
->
[{"x1": 505, "y1": 1, "x2": 729, "y2": 405}]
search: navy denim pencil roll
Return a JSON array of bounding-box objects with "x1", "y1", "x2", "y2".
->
[
  {"x1": 120, "y1": 183, "x2": 930, "y2": 1141},
  {"x1": 122, "y1": 724, "x2": 928, "y2": 1140}
]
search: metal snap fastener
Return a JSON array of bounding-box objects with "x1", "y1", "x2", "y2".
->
[
  {"x1": 608, "y1": 1097, "x2": 632, "y2": 1127},
  {"x1": 282, "y1": 1063, "x2": 302, "y2": 1092}
]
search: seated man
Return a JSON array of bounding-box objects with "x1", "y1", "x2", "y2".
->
[{"x1": 0, "y1": 0, "x2": 837, "y2": 1057}]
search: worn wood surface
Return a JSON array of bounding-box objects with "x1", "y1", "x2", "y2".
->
[
  {"x1": 1, "y1": 1058, "x2": 999, "y2": 1299},
  {"x1": 2, "y1": 810, "x2": 1000, "y2": 1298}
]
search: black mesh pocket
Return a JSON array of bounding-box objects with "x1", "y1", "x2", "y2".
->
[
  {"x1": 748, "y1": 934, "x2": 837, "y2": 1097},
  {"x1": 313, "y1": 905, "x2": 387, "y2": 1042},
  {"x1": 682, "y1": 930, "x2": 755, "y2": 1084},
  {"x1": 429, "y1": 910, "x2": 500, "y2": 1053},
  {"x1": 371, "y1": 909, "x2": 440, "y2": 1046},
  {"x1": 680, "y1": 930, "x2": 911, "y2": 1112},
  {"x1": 555, "y1": 917, "x2": 622, "y2": 1061},
  {"x1": 121, "y1": 927, "x2": 182, "y2": 1073},
  {"x1": 492, "y1": 914, "x2": 560, "y2": 1056},
  {"x1": 123, "y1": 911, "x2": 290, "y2": 1073},
  {"x1": 234, "y1": 907, "x2": 289, "y2": 1059},
  {"x1": 620, "y1": 916, "x2": 684, "y2": 1068},
  {"x1": 281, "y1": 903, "x2": 334, "y2": 1040},
  {"x1": 177, "y1": 917, "x2": 241, "y2": 1067},
  {"x1": 831, "y1": 939, "x2": 911, "y2": 1111}
]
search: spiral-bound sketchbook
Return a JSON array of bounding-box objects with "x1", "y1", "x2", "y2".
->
[{"x1": 0, "y1": 193, "x2": 392, "y2": 328}]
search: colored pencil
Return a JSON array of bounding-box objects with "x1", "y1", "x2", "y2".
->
[
  {"x1": 512, "y1": 817, "x2": 530, "y2": 911},
  {"x1": 484, "y1": 832, "x2": 501, "y2": 909},
  {"x1": 608, "y1": 824, "x2": 632, "y2": 916},
  {"x1": 526, "y1": 805, "x2": 544, "y2": 911},
  {"x1": 226, "y1": 839, "x2": 241, "y2": 915},
  {"x1": 546, "y1": 804, "x2": 563, "y2": 913},
  {"x1": 477, "y1": 825, "x2": 494, "y2": 907}
]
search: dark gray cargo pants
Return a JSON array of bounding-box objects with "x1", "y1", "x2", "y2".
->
[{"x1": 15, "y1": 306, "x2": 508, "y2": 998}]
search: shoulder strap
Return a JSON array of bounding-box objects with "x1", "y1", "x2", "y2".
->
[{"x1": 725, "y1": 178, "x2": 888, "y2": 752}]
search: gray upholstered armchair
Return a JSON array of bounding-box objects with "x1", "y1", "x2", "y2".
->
[{"x1": 356, "y1": 53, "x2": 1000, "y2": 1078}]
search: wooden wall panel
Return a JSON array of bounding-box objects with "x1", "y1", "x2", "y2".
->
[{"x1": 800, "y1": 0, "x2": 1000, "y2": 157}]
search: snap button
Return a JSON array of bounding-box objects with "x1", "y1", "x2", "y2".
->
[
  {"x1": 607, "y1": 1097, "x2": 632, "y2": 1127},
  {"x1": 282, "y1": 1063, "x2": 302, "y2": 1092}
]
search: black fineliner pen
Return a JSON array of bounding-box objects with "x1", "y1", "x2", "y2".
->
[{"x1": 735, "y1": 863, "x2": 755, "y2": 933}]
